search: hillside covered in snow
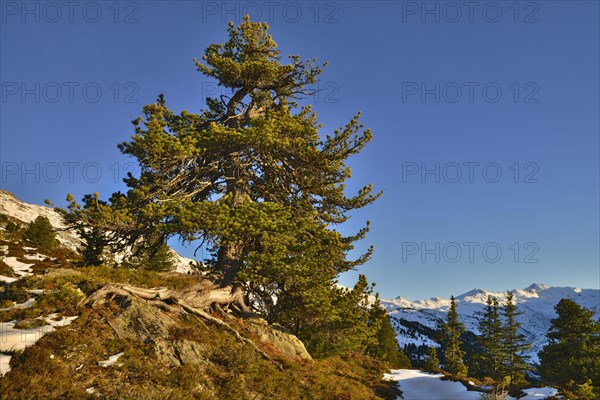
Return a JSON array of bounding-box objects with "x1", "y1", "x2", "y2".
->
[{"x1": 0, "y1": 190, "x2": 198, "y2": 274}]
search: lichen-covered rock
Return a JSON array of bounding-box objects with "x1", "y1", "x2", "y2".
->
[
  {"x1": 245, "y1": 318, "x2": 312, "y2": 361},
  {"x1": 96, "y1": 295, "x2": 207, "y2": 367},
  {"x1": 156, "y1": 339, "x2": 209, "y2": 367}
]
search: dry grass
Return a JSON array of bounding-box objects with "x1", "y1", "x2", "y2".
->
[{"x1": 0, "y1": 268, "x2": 397, "y2": 399}]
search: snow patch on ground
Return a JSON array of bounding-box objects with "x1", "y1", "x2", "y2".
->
[
  {"x1": 45, "y1": 314, "x2": 79, "y2": 327},
  {"x1": 3, "y1": 257, "x2": 33, "y2": 278},
  {"x1": 98, "y1": 352, "x2": 124, "y2": 367},
  {"x1": 520, "y1": 387, "x2": 559, "y2": 399},
  {"x1": 0, "y1": 353, "x2": 11, "y2": 376},
  {"x1": 0, "y1": 298, "x2": 36, "y2": 311},
  {"x1": 384, "y1": 369, "x2": 481, "y2": 400},
  {"x1": 384, "y1": 369, "x2": 559, "y2": 400},
  {"x1": 0, "y1": 275, "x2": 17, "y2": 283},
  {"x1": 0, "y1": 321, "x2": 53, "y2": 352},
  {"x1": 23, "y1": 253, "x2": 47, "y2": 261},
  {"x1": 0, "y1": 256, "x2": 34, "y2": 282},
  {"x1": 0, "y1": 315, "x2": 78, "y2": 352}
]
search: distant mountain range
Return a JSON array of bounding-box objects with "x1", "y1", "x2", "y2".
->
[{"x1": 381, "y1": 283, "x2": 600, "y2": 364}]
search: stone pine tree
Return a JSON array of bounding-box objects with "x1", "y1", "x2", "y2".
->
[
  {"x1": 299, "y1": 274, "x2": 375, "y2": 357},
  {"x1": 64, "y1": 193, "x2": 174, "y2": 269},
  {"x1": 539, "y1": 299, "x2": 600, "y2": 393},
  {"x1": 441, "y1": 296, "x2": 468, "y2": 377},
  {"x1": 476, "y1": 296, "x2": 504, "y2": 380},
  {"x1": 78, "y1": 226, "x2": 106, "y2": 266},
  {"x1": 63, "y1": 193, "x2": 106, "y2": 266},
  {"x1": 501, "y1": 291, "x2": 530, "y2": 384},
  {"x1": 124, "y1": 236, "x2": 176, "y2": 272},
  {"x1": 65, "y1": 17, "x2": 381, "y2": 357}
]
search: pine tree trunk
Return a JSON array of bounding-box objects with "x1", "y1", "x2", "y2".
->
[
  {"x1": 214, "y1": 87, "x2": 252, "y2": 286},
  {"x1": 216, "y1": 243, "x2": 243, "y2": 284},
  {"x1": 215, "y1": 149, "x2": 246, "y2": 285}
]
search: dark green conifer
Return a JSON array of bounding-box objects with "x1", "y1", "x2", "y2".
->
[
  {"x1": 501, "y1": 291, "x2": 530, "y2": 384},
  {"x1": 539, "y1": 298, "x2": 600, "y2": 392},
  {"x1": 23, "y1": 216, "x2": 58, "y2": 250},
  {"x1": 424, "y1": 346, "x2": 440, "y2": 371},
  {"x1": 441, "y1": 296, "x2": 468, "y2": 377},
  {"x1": 366, "y1": 294, "x2": 411, "y2": 367},
  {"x1": 477, "y1": 295, "x2": 504, "y2": 380}
]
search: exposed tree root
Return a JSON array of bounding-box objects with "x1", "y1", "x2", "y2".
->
[{"x1": 79, "y1": 282, "x2": 284, "y2": 370}]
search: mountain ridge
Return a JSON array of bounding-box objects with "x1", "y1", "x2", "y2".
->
[
  {"x1": 0, "y1": 190, "x2": 198, "y2": 274},
  {"x1": 381, "y1": 283, "x2": 599, "y2": 364}
]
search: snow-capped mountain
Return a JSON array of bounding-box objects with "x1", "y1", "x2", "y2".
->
[
  {"x1": 382, "y1": 284, "x2": 600, "y2": 364},
  {"x1": 0, "y1": 190, "x2": 198, "y2": 274},
  {"x1": 0, "y1": 190, "x2": 80, "y2": 251}
]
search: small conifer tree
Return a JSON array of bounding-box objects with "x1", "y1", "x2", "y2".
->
[
  {"x1": 501, "y1": 291, "x2": 530, "y2": 384},
  {"x1": 441, "y1": 296, "x2": 468, "y2": 377},
  {"x1": 424, "y1": 346, "x2": 440, "y2": 371},
  {"x1": 477, "y1": 296, "x2": 504, "y2": 380},
  {"x1": 539, "y1": 298, "x2": 600, "y2": 391},
  {"x1": 23, "y1": 216, "x2": 58, "y2": 250}
]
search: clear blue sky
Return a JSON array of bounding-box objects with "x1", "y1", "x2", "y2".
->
[{"x1": 1, "y1": 1, "x2": 598, "y2": 300}]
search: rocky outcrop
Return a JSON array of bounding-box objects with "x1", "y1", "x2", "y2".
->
[
  {"x1": 81, "y1": 280, "x2": 312, "y2": 369},
  {"x1": 103, "y1": 297, "x2": 211, "y2": 367},
  {"x1": 245, "y1": 318, "x2": 311, "y2": 360}
]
